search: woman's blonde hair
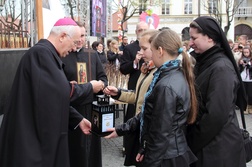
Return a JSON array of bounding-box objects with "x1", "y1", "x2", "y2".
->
[
  {"x1": 109, "y1": 39, "x2": 119, "y2": 53},
  {"x1": 139, "y1": 29, "x2": 159, "y2": 43}
]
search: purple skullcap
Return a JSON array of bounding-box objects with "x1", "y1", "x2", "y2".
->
[{"x1": 54, "y1": 17, "x2": 77, "y2": 26}]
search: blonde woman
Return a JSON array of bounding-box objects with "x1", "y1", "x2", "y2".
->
[
  {"x1": 104, "y1": 29, "x2": 198, "y2": 167},
  {"x1": 104, "y1": 30, "x2": 158, "y2": 166},
  {"x1": 106, "y1": 40, "x2": 127, "y2": 88}
]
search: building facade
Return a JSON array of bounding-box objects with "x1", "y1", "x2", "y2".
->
[
  {"x1": 112, "y1": 0, "x2": 252, "y2": 43},
  {"x1": 1, "y1": 0, "x2": 251, "y2": 48}
]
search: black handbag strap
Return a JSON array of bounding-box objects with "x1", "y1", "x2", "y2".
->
[{"x1": 240, "y1": 108, "x2": 247, "y2": 130}]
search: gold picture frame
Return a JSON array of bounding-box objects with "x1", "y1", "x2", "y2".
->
[{"x1": 77, "y1": 62, "x2": 87, "y2": 84}]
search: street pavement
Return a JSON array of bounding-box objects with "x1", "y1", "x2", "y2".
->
[
  {"x1": 101, "y1": 105, "x2": 126, "y2": 167},
  {"x1": 101, "y1": 109, "x2": 252, "y2": 167},
  {"x1": 0, "y1": 109, "x2": 252, "y2": 167}
]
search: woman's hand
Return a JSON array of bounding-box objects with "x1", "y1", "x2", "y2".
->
[
  {"x1": 118, "y1": 51, "x2": 123, "y2": 55},
  {"x1": 136, "y1": 153, "x2": 144, "y2": 162},
  {"x1": 103, "y1": 128, "x2": 118, "y2": 138},
  {"x1": 103, "y1": 86, "x2": 118, "y2": 96}
]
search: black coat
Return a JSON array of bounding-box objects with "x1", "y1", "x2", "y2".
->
[
  {"x1": 62, "y1": 49, "x2": 107, "y2": 84},
  {"x1": 119, "y1": 40, "x2": 144, "y2": 90},
  {"x1": 119, "y1": 41, "x2": 144, "y2": 118},
  {"x1": 0, "y1": 39, "x2": 93, "y2": 167},
  {"x1": 107, "y1": 50, "x2": 120, "y2": 64},
  {"x1": 96, "y1": 51, "x2": 107, "y2": 69},
  {"x1": 140, "y1": 65, "x2": 195, "y2": 167},
  {"x1": 187, "y1": 46, "x2": 246, "y2": 167},
  {"x1": 117, "y1": 65, "x2": 196, "y2": 167},
  {"x1": 61, "y1": 48, "x2": 108, "y2": 167}
]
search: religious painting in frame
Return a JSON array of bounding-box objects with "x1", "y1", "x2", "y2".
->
[
  {"x1": 91, "y1": 0, "x2": 107, "y2": 37},
  {"x1": 77, "y1": 62, "x2": 87, "y2": 84}
]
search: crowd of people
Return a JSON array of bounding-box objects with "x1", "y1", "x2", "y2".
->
[
  {"x1": 229, "y1": 35, "x2": 252, "y2": 115},
  {"x1": 0, "y1": 16, "x2": 251, "y2": 167}
]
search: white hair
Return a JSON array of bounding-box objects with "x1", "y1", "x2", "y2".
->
[{"x1": 50, "y1": 25, "x2": 77, "y2": 37}]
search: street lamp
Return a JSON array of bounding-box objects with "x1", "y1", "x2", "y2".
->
[{"x1": 0, "y1": 0, "x2": 6, "y2": 12}]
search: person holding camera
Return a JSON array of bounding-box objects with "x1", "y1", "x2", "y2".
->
[
  {"x1": 232, "y1": 42, "x2": 244, "y2": 66},
  {"x1": 238, "y1": 46, "x2": 252, "y2": 114}
]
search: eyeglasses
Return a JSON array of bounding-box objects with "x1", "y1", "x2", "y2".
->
[
  {"x1": 137, "y1": 29, "x2": 147, "y2": 33},
  {"x1": 66, "y1": 34, "x2": 79, "y2": 46}
]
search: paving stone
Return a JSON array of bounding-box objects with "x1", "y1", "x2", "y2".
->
[
  {"x1": 102, "y1": 110, "x2": 252, "y2": 167},
  {"x1": 1, "y1": 109, "x2": 252, "y2": 166}
]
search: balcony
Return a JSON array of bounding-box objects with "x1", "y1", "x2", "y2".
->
[{"x1": 235, "y1": 7, "x2": 252, "y2": 17}]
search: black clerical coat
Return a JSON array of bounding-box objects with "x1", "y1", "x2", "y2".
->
[
  {"x1": 0, "y1": 39, "x2": 93, "y2": 167},
  {"x1": 120, "y1": 40, "x2": 143, "y2": 90},
  {"x1": 187, "y1": 46, "x2": 246, "y2": 167},
  {"x1": 61, "y1": 48, "x2": 107, "y2": 167}
]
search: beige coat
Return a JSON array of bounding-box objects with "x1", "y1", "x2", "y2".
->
[{"x1": 118, "y1": 68, "x2": 157, "y2": 115}]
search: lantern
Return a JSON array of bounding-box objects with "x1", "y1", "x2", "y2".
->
[{"x1": 91, "y1": 95, "x2": 115, "y2": 136}]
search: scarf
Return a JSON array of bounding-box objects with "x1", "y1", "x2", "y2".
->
[
  {"x1": 140, "y1": 59, "x2": 180, "y2": 141},
  {"x1": 140, "y1": 60, "x2": 156, "y2": 74}
]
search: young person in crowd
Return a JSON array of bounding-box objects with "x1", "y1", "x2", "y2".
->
[
  {"x1": 119, "y1": 36, "x2": 128, "y2": 51},
  {"x1": 95, "y1": 42, "x2": 107, "y2": 70},
  {"x1": 119, "y1": 22, "x2": 149, "y2": 160},
  {"x1": 104, "y1": 29, "x2": 158, "y2": 166},
  {"x1": 238, "y1": 46, "x2": 252, "y2": 114},
  {"x1": 106, "y1": 39, "x2": 124, "y2": 87},
  {"x1": 105, "y1": 28, "x2": 198, "y2": 167}
]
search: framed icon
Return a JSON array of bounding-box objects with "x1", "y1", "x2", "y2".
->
[{"x1": 77, "y1": 62, "x2": 87, "y2": 84}]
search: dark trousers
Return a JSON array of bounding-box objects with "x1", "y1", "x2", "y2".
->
[{"x1": 244, "y1": 82, "x2": 252, "y2": 105}]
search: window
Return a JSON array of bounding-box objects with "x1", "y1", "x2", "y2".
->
[
  {"x1": 162, "y1": 0, "x2": 170, "y2": 15},
  {"x1": 184, "y1": 0, "x2": 192, "y2": 14},
  {"x1": 182, "y1": 27, "x2": 190, "y2": 41},
  {"x1": 239, "y1": 0, "x2": 247, "y2": 7},
  {"x1": 208, "y1": 0, "x2": 217, "y2": 14},
  {"x1": 235, "y1": 24, "x2": 252, "y2": 41},
  {"x1": 139, "y1": 0, "x2": 146, "y2": 14}
]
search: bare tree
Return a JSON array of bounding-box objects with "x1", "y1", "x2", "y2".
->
[
  {"x1": 202, "y1": 0, "x2": 244, "y2": 36},
  {"x1": 60, "y1": 0, "x2": 159, "y2": 38},
  {"x1": 0, "y1": 0, "x2": 33, "y2": 48},
  {"x1": 60, "y1": 0, "x2": 77, "y2": 19},
  {"x1": 1, "y1": 0, "x2": 22, "y2": 31},
  {"x1": 112, "y1": 0, "x2": 159, "y2": 37}
]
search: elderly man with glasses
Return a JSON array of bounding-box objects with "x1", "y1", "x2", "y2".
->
[{"x1": 0, "y1": 17, "x2": 105, "y2": 167}]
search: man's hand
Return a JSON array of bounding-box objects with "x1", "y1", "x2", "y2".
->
[
  {"x1": 90, "y1": 80, "x2": 105, "y2": 93},
  {"x1": 134, "y1": 51, "x2": 143, "y2": 65},
  {"x1": 79, "y1": 118, "x2": 91, "y2": 135},
  {"x1": 70, "y1": 80, "x2": 77, "y2": 84}
]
